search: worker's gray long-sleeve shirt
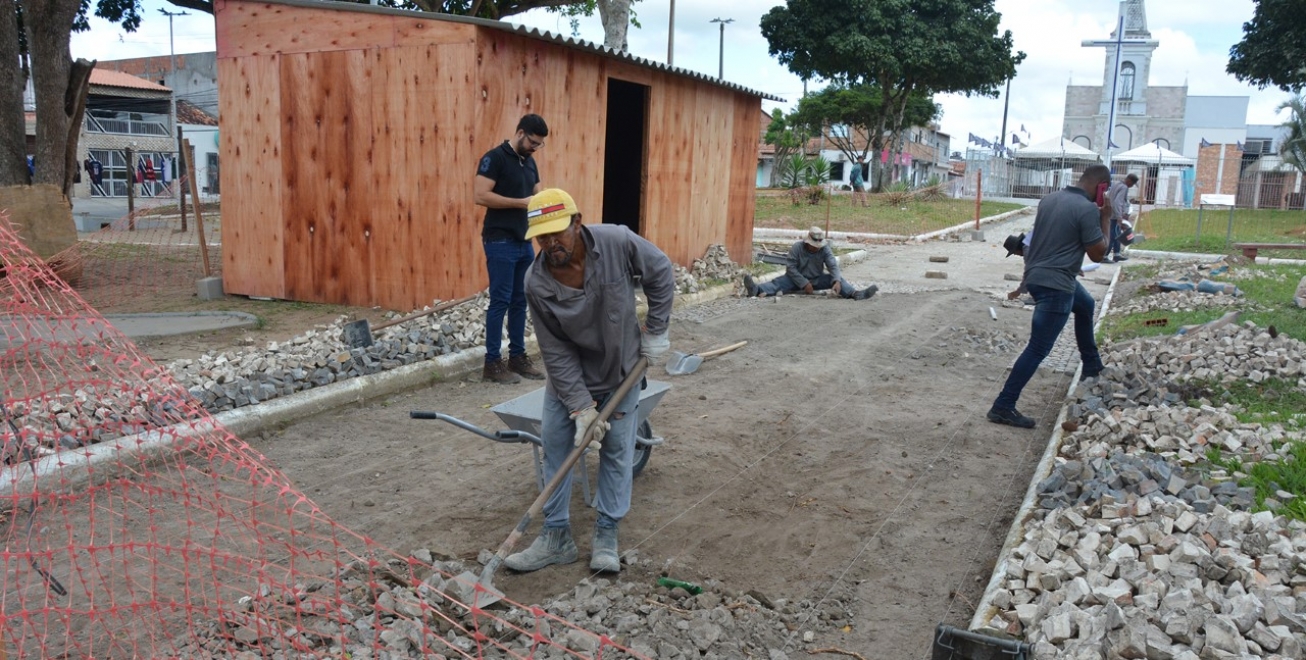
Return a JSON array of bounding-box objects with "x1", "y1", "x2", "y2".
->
[
  {"x1": 526, "y1": 224, "x2": 675, "y2": 413},
  {"x1": 785, "y1": 241, "x2": 840, "y2": 288},
  {"x1": 1108, "y1": 181, "x2": 1131, "y2": 221}
]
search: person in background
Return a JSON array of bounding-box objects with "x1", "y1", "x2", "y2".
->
[
  {"x1": 473, "y1": 114, "x2": 550, "y2": 384},
  {"x1": 742, "y1": 226, "x2": 878, "y2": 300},
  {"x1": 1107, "y1": 173, "x2": 1138, "y2": 262},
  {"x1": 849, "y1": 157, "x2": 868, "y2": 207}
]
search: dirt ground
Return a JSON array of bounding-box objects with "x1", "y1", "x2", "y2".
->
[{"x1": 237, "y1": 288, "x2": 1070, "y2": 656}]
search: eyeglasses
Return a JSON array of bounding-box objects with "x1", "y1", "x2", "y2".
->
[{"x1": 524, "y1": 135, "x2": 545, "y2": 150}]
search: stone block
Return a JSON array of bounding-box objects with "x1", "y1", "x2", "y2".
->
[
  {"x1": 197, "y1": 276, "x2": 224, "y2": 301},
  {"x1": 924, "y1": 270, "x2": 947, "y2": 279},
  {"x1": 929, "y1": 255, "x2": 949, "y2": 263},
  {"x1": 1203, "y1": 615, "x2": 1249, "y2": 655}
]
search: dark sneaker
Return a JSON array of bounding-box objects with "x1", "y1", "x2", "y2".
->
[
  {"x1": 854, "y1": 284, "x2": 879, "y2": 300},
  {"x1": 590, "y1": 525, "x2": 620, "y2": 573},
  {"x1": 482, "y1": 359, "x2": 522, "y2": 384},
  {"x1": 1112, "y1": 254, "x2": 1129, "y2": 262},
  {"x1": 508, "y1": 354, "x2": 545, "y2": 380},
  {"x1": 743, "y1": 274, "x2": 759, "y2": 298},
  {"x1": 987, "y1": 406, "x2": 1036, "y2": 429}
]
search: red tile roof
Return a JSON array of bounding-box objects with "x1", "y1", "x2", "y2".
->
[{"x1": 90, "y1": 69, "x2": 170, "y2": 92}]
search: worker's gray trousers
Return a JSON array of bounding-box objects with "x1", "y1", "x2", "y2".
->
[{"x1": 539, "y1": 385, "x2": 641, "y2": 529}]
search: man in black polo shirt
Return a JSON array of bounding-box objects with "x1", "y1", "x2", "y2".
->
[{"x1": 474, "y1": 114, "x2": 550, "y2": 384}]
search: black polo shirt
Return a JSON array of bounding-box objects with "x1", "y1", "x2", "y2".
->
[{"x1": 476, "y1": 140, "x2": 540, "y2": 241}]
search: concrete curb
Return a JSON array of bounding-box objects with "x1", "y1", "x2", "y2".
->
[{"x1": 969, "y1": 264, "x2": 1125, "y2": 632}]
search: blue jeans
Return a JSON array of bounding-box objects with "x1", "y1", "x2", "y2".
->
[
  {"x1": 757, "y1": 273, "x2": 857, "y2": 298},
  {"x1": 539, "y1": 385, "x2": 641, "y2": 529},
  {"x1": 993, "y1": 282, "x2": 1103, "y2": 411},
  {"x1": 483, "y1": 238, "x2": 534, "y2": 362},
  {"x1": 1108, "y1": 218, "x2": 1122, "y2": 255}
]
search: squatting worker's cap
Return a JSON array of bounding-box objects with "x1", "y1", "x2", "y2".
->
[
  {"x1": 1003, "y1": 232, "x2": 1026, "y2": 258},
  {"x1": 804, "y1": 226, "x2": 827, "y2": 248},
  {"x1": 525, "y1": 188, "x2": 579, "y2": 240}
]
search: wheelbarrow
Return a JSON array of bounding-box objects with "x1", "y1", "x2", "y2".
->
[{"x1": 410, "y1": 380, "x2": 671, "y2": 506}]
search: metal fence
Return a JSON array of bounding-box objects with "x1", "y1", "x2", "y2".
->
[{"x1": 958, "y1": 149, "x2": 1305, "y2": 211}]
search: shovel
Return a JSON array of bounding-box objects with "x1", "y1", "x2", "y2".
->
[
  {"x1": 451, "y1": 357, "x2": 649, "y2": 609},
  {"x1": 341, "y1": 294, "x2": 477, "y2": 349},
  {"x1": 664, "y1": 341, "x2": 747, "y2": 376}
]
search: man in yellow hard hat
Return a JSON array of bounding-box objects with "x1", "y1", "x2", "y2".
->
[{"x1": 503, "y1": 188, "x2": 675, "y2": 575}]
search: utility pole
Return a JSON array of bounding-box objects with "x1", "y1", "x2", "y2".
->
[
  {"x1": 709, "y1": 17, "x2": 733, "y2": 80},
  {"x1": 999, "y1": 77, "x2": 1011, "y2": 156},
  {"x1": 667, "y1": 0, "x2": 675, "y2": 66},
  {"x1": 159, "y1": 8, "x2": 189, "y2": 209}
]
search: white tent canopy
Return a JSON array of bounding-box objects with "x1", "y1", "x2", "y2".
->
[
  {"x1": 1014, "y1": 137, "x2": 1102, "y2": 161},
  {"x1": 1112, "y1": 144, "x2": 1195, "y2": 166}
]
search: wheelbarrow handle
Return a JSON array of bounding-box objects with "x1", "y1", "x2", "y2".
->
[{"x1": 409, "y1": 410, "x2": 540, "y2": 445}]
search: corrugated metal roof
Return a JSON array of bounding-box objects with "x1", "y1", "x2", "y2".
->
[
  {"x1": 90, "y1": 69, "x2": 171, "y2": 92},
  {"x1": 235, "y1": 0, "x2": 785, "y2": 103}
]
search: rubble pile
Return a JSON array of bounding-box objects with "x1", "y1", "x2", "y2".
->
[
  {"x1": 166, "y1": 294, "x2": 520, "y2": 412},
  {"x1": 976, "y1": 322, "x2": 1306, "y2": 658},
  {"x1": 676, "y1": 244, "x2": 744, "y2": 295},
  {"x1": 171, "y1": 551, "x2": 849, "y2": 659}
]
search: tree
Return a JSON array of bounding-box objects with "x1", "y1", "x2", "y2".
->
[
  {"x1": 763, "y1": 109, "x2": 815, "y2": 188},
  {"x1": 0, "y1": 0, "x2": 28, "y2": 186},
  {"x1": 761, "y1": 0, "x2": 1023, "y2": 190},
  {"x1": 1279, "y1": 95, "x2": 1306, "y2": 178},
  {"x1": 1227, "y1": 0, "x2": 1306, "y2": 92},
  {"x1": 790, "y1": 83, "x2": 938, "y2": 186},
  {"x1": 162, "y1": 0, "x2": 640, "y2": 52}
]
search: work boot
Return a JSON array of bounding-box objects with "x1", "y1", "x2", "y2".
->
[
  {"x1": 742, "y1": 274, "x2": 759, "y2": 298},
  {"x1": 482, "y1": 359, "x2": 522, "y2": 385},
  {"x1": 508, "y1": 354, "x2": 545, "y2": 380},
  {"x1": 590, "y1": 525, "x2": 621, "y2": 573},
  {"x1": 854, "y1": 284, "x2": 879, "y2": 301},
  {"x1": 504, "y1": 527, "x2": 578, "y2": 572},
  {"x1": 986, "y1": 406, "x2": 1036, "y2": 429}
]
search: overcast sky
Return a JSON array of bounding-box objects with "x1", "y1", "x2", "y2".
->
[{"x1": 71, "y1": 0, "x2": 1292, "y2": 153}]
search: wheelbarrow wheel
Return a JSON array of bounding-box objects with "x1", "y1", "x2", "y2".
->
[{"x1": 633, "y1": 420, "x2": 654, "y2": 477}]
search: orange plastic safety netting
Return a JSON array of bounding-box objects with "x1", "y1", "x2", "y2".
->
[{"x1": 0, "y1": 212, "x2": 646, "y2": 659}]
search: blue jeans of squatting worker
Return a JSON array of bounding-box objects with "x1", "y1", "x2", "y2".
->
[
  {"x1": 539, "y1": 385, "x2": 641, "y2": 530},
  {"x1": 993, "y1": 282, "x2": 1104, "y2": 411},
  {"x1": 483, "y1": 238, "x2": 534, "y2": 363}
]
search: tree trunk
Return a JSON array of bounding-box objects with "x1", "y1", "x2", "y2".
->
[
  {"x1": 596, "y1": 0, "x2": 630, "y2": 52},
  {"x1": 61, "y1": 58, "x2": 93, "y2": 196},
  {"x1": 24, "y1": 0, "x2": 81, "y2": 191},
  {"x1": 0, "y1": 0, "x2": 29, "y2": 186}
]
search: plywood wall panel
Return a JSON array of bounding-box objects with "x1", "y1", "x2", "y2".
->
[
  {"x1": 689, "y1": 85, "x2": 732, "y2": 259},
  {"x1": 216, "y1": 1, "x2": 473, "y2": 58},
  {"x1": 544, "y1": 50, "x2": 605, "y2": 222},
  {"x1": 644, "y1": 75, "x2": 697, "y2": 265},
  {"x1": 280, "y1": 50, "x2": 374, "y2": 306},
  {"x1": 726, "y1": 95, "x2": 761, "y2": 265},
  {"x1": 217, "y1": 54, "x2": 285, "y2": 298}
]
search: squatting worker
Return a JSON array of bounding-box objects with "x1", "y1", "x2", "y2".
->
[
  {"x1": 987, "y1": 164, "x2": 1113, "y2": 429},
  {"x1": 504, "y1": 188, "x2": 675, "y2": 575},
  {"x1": 473, "y1": 114, "x2": 549, "y2": 384},
  {"x1": 741, "y1": 226, "x2": 878, "y2": 300}
]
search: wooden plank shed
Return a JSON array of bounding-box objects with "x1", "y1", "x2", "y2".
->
[{"x1": 214, "y1": 0, "x2": 780, "y2": 310}]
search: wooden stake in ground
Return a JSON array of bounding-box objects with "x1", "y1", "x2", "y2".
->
[{"x1": 182, "y1": 138, "x2": 212, "y2": 278}]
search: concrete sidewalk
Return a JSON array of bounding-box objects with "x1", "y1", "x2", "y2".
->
[{"x1": 0, "y1": 312, "x2": 258, "y2": 351}]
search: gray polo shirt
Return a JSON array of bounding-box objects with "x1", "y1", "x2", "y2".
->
[
  {"x1": 785, "y1": 242, "x2": 840, "y2": 288},
  {"x1": 1024, "y1": 186, "x2": 1105, "y2": 293},
  {"x1": 526, "y1": 224, "x2": 676, "y2": 413}
]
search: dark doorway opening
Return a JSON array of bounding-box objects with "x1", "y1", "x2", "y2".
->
[{"x1": 602, "y1": 79, "x2": 649, "y2": 234}]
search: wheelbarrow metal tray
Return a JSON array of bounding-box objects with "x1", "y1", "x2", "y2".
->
[{"x1": 490, "y1": 380, "x2": 671, "y2": 436}]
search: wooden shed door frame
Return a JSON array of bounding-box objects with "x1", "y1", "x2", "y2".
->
[{"x1": 602, "y1": 78, "x2": 650, "y2": 234}]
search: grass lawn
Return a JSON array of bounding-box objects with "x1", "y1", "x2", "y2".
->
[
  {"x1": 754, "y1": 191, "x2": 1024, "y2": 236},
  {"x1": 1133, "y1": 207, "x2": 1306, "y2": 257},
  {"x1": 1100, "y1": 263, "x2": 1306, "y2": 343}
]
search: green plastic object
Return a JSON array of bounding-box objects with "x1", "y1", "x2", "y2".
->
[{"x1": 657, "y1": 577, "x2": 703, "y2": 595}]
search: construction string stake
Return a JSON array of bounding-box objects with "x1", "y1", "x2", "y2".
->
[{"x1": 3, "y1": 410, "x2": 68, "y2": 598}]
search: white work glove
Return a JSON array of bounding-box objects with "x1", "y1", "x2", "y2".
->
[
  {"x1": 570, "y1": 406, "x2": 608, "y2": 451},
  {"x1": 640, "y1": 330, "x2": 670, "y2": 361}
]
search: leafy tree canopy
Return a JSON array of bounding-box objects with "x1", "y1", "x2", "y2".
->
[
  {"x1": 1227, "y1": 0, "x2": 1306, "y2": 92},
  {"x1": 791, "y1": 83, "x2": 938, "y2": 159},
  {"x1": 1278, "y1": 95, "x2": 1306, "y2": 176},
  {"x1": 760, "y1": 0, "x2": 1023, "y2": 98}
]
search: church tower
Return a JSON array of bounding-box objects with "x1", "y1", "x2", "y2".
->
[{"x1": 1063, "y1": 0, "x2": 1187, "y2": 157}]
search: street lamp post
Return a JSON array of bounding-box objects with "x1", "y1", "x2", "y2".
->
[
  {"x1": 667, "y1": 0, "x2": 675, "y2": 66},
  {"x1": 709, "y1": 17, "x2": 733, "y2": 80}
]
